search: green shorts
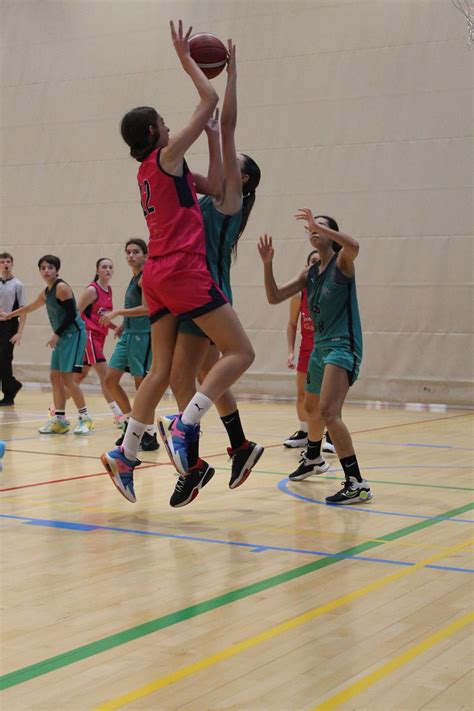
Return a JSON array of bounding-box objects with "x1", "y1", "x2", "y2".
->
[
  {"x1": 50, "y1": 327, "x2": 87, "y2": 373},
  {"x1": 306, "y1": 346, "x2": 361, "y2": 396},
  {"x1": 178, "y1": 318, "x2": 209, "y2": 340},
  {"x1": 108, "y1": 331, "x2": 151, "y2": 378}
]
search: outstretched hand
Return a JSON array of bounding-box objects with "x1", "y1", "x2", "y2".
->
[
  {"x1": 170, "y1": 20, "x2": 193, "y2": 64},
  {"x1": 226, "y1": 40, "x2": 236, "y2": 76},
  {"x1": 258, "y1": 234, "x2": 274, "y2": 264},
  {"x1": 295, "y1": 207, "x2": 318, "y2": 234},
  {"x1": 204, "y1": 108, "x2": 220, "y2": 137}
]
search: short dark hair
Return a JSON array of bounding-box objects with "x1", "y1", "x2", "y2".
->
[
  {"x1": 125, "y1": 238, "x2": 148, "y2": 255},
  {"x1": 38, "y1": 254, "x2": 61, "y2": 271},
  {"x1": 120, "y1": 107, "x2": 159, "y2": 162},
  {"x1": 0, "y1": 252, "x2": 13, "y2": 262}
]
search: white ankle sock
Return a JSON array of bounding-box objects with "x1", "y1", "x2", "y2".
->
[
  {"x1": 181, "y1": 393, "x2": 213, "y2": 426},
  {"x1": 123, "y1": 418, "x2": 147, "y2": 460},
  {"x1": 109, "y1": 401, "x2": 123, "y2": 417},
  {"x1": 146, "y1": 424, "x2": 155, "y2": 435}
]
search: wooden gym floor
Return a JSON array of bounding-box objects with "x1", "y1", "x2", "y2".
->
[{"x1": 0, "y1": 389, "x2": 473, "y2": 710}]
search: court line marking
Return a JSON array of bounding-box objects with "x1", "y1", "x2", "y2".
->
[
  {"x1": 313, "y1": 611, "x2": 474, "y2": 710},
  {"x1": 1, "y1": 501, "x2": 472, "y2": 691},
  {"x1": 278, "y1": 479, "x2": 474, "y2": 523},
  {"x1": 91, "y1": 538, "x2": 474, "y2": 711},
  {"x1": 1, "y1": 513, "x2": 472, "y2": 574}
]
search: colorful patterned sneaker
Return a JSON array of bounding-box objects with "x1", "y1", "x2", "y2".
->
[
  {"x1": 114, "y1": 415, "x2": 127, "y2": 429},
  {"x1": 140, "y1": 431, "x2": 160, "y2": 452},
  {"x1": 73, "y1": 416, "x2": 95, "y2": 435},
  {"x1": 158, "y1": 414, "x2": 200, "y2": 475},
  {"x1": 38, "y1": 416, "x2": 70, "y2": 434},
  {"x1": 289, "y1": 452, "x2": 330, "y2": 481},
  {"x1": 325, "y1": 477, "x2": 373, "y2": 505},
  {"x1": 283, "y1": 430, "x2": 308, "y2": 448},
  {"x1": 227, "y1": 440, "x2": 264, "y2": 489},
  {"x1": 169, "y1": 458, "x2": 215, "y2": 508},
  {"x1": 322, "y1": 432, "x2": 336, "y2": 454},
  {"x1": 100, "y1": 447, "x2": 141, "y2": 503}
]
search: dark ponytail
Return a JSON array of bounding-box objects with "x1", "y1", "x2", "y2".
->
[
  {"x1": 120, "y1": 107, "x2": 160, "y2": 162},
  {"x1": 93, "y1": 257, "x2": 112, "y2": 282},
  {"x1": 233, "y1": 154, "x2": 261, "y2": 257},
  {"x1": 314, "y1": 214, "x2": 341, "y2": 253}
]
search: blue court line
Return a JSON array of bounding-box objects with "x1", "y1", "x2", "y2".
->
[
  {"x1": 0, "y1": 513, "x2": 472, "y2": 574},
  {"x1": 279, "y1": 478, "x2": 474, "y2": 523}
]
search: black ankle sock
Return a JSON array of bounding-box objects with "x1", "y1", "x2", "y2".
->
[
  {"x1": 221, "y1": 410, "x2": 246, "y2": 450},
  {"x1": 325, "y1": 430, "x2": 333, "y2": 445},
  {"x1": 306, "y1": 439, "x2": 322, "y2": 460},
  {"x1": 340, "y1": 455, "x2": 362, "y2": 482},
  {"x1": 55, "y1": 410, "x2": 66, "y2": 419}
]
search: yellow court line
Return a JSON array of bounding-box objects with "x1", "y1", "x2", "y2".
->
[
  {"x1": 313, "y1": 610, "x2": 474, "y2": 710},
  {"x1": 92, "y1": 537, "x2": 473, "y2": 711}
]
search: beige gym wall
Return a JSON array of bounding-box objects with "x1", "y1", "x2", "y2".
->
[{"x1": 1, "y1": 0, "x2": 472, "y2": 405}]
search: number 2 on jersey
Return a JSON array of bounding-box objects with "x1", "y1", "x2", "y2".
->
[{"x1": 140, "y1": 179, "x2": 155, "y2": 216}]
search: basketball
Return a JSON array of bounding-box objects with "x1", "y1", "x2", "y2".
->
[{"x1": 189, "y1": 33, "x2": 228, "y2": 79}]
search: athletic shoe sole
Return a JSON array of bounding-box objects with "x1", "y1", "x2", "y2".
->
[
  {"x1": 289, "y1": 459, "x2": 330, "y2": 481},
  {"x1": 326, "y1": 491, "x2": 373, "y2": 505},
  {"x1": 100, "y1": 452, "x2": 136, "y2": 503},
  {"x1": 322, "y1": 444, "x2": 336, "y2": 454},
  {"x1": 171, "y1": 467, "x2": 215, "y2": 508},
  {"x1": 229, "y1": 445, "x2": 264, "y2": 490},
  {"x1": 157, "y1": 415, "x2": 187, "y2": 475},
  {"x1": 283, "y1": 440, "x2": 308, "y2": 449}
]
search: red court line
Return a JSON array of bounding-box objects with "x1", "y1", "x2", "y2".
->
[{"x1": 1, "y1": 411, "x2": 471, "y2": 493}]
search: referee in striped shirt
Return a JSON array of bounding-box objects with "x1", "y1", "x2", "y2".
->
[{"x1": 0, "y1": 253, "x2": 26, "y2": 405}]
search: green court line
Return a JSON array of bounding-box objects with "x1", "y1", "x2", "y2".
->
[
  {"x1": 230, "y1": 467, "x2": 474, "y2": 492},
  {"x1": 1, "y1": 501, "x2": 473, "y2": 691}
]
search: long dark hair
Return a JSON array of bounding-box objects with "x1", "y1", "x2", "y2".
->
[
  {"x1": 314, "y1": 214, "x2": 341, "y2": 253},
  {"x1": 93, "y1": 258, "x2": 112, "y2": 282},
  {"x1": 121, "y1": 107, "x2": 160, "y2": 162},
  {"x1": 233, "y1": 154, "x2": 261, "y2": 256}
]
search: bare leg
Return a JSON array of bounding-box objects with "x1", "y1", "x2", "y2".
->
[
  {"x1": 197, "y1": 345, "x2": 237, "y2": 417},
  {"x1": 61, "y1": 372, "x2": 86, "y2": 410},
  {"x1": 295, "y1": 370, "x2": 308, "y2": 425},
  {"x1": 105, "y1": 368, "x2": 132, "y2": 415},
  {"x1": 169, "y1": 333, "x2": 210, "y2": 411},
  {"x1": 50, "y1": 370, "x2": 67, "y2": 410},
  {"x1": 318, "y1": 364, "x2": 353, "y2": 459}
]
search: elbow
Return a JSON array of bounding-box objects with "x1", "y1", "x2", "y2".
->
[{"x1": 268, "y1": 295, "x2": 280, "y2": 305}]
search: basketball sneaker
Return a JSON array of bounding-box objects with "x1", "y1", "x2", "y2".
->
[
  {"x1": 289, "y1": 452, "x2": 330, "y2": 481},
  {"x1": 114, "y1": 414, "x2": 127, "y2": 429},
  {"x1": 158, "y1": 414, "x2": 200, "y2": 475},
  {"x1": 140, "y1": 431, "x2": 160, "y2": 451},
  {"x1": 322, "y1": 432, "x2": 336, "y2": 454},
  {"x1": 283, "y1": 430, "x2": 308, "y2": 448},
  {"x1": 115, "y1": 420, "x2": 128, "y2": 446},
  {"x1": 169, "y1": 458, "x2": 215, "y2": 508},
  {"x1": 227, "y1": 440, "x2": 264, "y2": 489},
  {"x1": 325, "y1": 477, "x2": 373, "y2": 505},
  {"x1": 73, "y1": 416, "x2": 94, "y2": 435},
  {"x1": 100, "y1": 447, "x2": 141, "y2": 503},
  {"x1": 38, "y1": 416, "x2": 70, "y2": 434}
]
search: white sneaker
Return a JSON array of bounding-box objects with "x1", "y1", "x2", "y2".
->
[
  {"x1": 74, "y1": 416, "x2": 94, "y2": 435},
  {"x1": 283, "y1": 430, "x2": 308, "y2": 448},
  {"x1": 289, "y1": 453, "x2": 330, "y2": 481},
  {"x1": 322, "y1": 440, "x2": 336, "y2": 454}
]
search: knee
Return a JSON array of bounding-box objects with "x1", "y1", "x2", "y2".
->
[
  {"x1": 242, "y1": 343, "x2": 255, "y2": 369},
  {"x1": 319, "y1": 401, "x2": 339, "y2": 424}
]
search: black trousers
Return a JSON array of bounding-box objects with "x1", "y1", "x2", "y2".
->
[{"x1": 0, "y1": 321, "x2": 21, "y2": 398}]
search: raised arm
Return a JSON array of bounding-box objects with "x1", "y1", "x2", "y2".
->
[
  {"x1": 160, "y1": 20, "x2": 219, "y2": 174},
  {"x1": 295, "y1": 208, "x2": 359, "y2": 276},
  {"x1": 0, "y1": 290, "x2": 45, "y2": 321},
  {"x1": 216, "y1": 41, "x2": 242, "y2": 216},
  {"x1": 258, "y1": 234, "x2": 308, "y2": 304},
  {"x1": 193, "y1": 109, "x2": 224, "y2": 198}
]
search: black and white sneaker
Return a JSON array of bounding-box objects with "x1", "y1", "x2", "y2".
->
[
  {"x1": 115, "y1": 420, "x2": 127, "y2": 447},
  {"x1": 322, "y1": 432, "x2": 336, "y2": 454},
  {"x1": 140, "y1": 431, "x2": 160, "y2": 451},
  {"x1": 289, "y1": 452, "x2": 330, "y2": 481},
  {"x1": 325, "y1": 476, "x2": 373, "y2": 505},
  {"x1": 169, "y1": 458, "x2": 215, "y2": 508},
  {"x1": 283, "y1": 430, "x2": 308, "y2": 448},
  {"x1": 227, "y1": 440, "x2": 264, "y2": 489}
]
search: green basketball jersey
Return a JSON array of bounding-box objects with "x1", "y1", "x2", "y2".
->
[
  {"x1": 199, "y1": 195, "x2": 242, "y2": 303},
  {"x1": 123, "y1": 272, "x2": 150, "y2": 333},
  {"x1": 44, "y1": 279, "x2": 83, "y2": 335},
  {"x1": 306, "y1": 255, "x2": 363, "y2": 358}
]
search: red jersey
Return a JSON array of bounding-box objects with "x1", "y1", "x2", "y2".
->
[
  {"x1": 81, "y1": 282, "x2": 113, "y2": 337},
  {"x1": 137, "y1": 148, "x2": 205, "y2": 258},
  {"x1": 300, "y1": 289, "x2": 314, "y2": 351}
]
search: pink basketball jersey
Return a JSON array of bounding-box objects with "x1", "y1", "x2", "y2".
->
[{"x1": 81, "y1": 282, "x2": 113, "y2": 336}]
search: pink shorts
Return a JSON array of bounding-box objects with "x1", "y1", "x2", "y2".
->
[
  {"x1": 297, "y1": 347, "x2": 312, "y2": 374},
  {"x1": 84, "y1": 331, "x2": 106, "y2": 365},
  {"x1": 143, "y1": 251, "x2": 227, "y2": 323}
]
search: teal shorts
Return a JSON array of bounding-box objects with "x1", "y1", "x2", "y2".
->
[
  {"x1": 50, "y1": 327, "x2": 87, "y2": 373},
  {"x1": 306, "y1": 346, "x2": 361, "y2": 396},
  {"x1": 108, "y1": 331, "x2": 151, "y2": 378},
  {"x1": 178, "y1": 283, "x2": 232, "y2": 340}
]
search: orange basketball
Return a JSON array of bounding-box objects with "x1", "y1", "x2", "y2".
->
[{"x1": 189, "y1": 33, "x2": 227, "y2": 79}]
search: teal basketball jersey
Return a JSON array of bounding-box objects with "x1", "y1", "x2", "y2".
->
[
  {"x1": 123, "y1": 272, "x2": 150, "y2": 333},
  {"x1": 44, "y1": 279, "x2": 83, "y2": 334},
  {"x1": 199, "y1": 195, "x2": 242, "y2": 303}
]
